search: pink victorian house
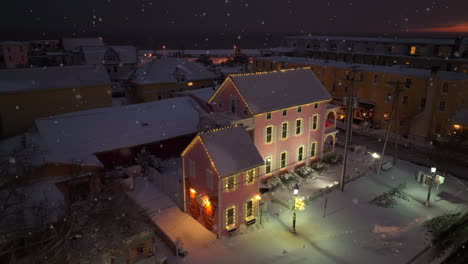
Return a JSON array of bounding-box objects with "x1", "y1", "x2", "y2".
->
[
  {"x1": 181, "y1": 125, "x2": 264, "y2": 237},
  {"x1": 206, "y1": 68, "x2": 339, "y2": 180}
]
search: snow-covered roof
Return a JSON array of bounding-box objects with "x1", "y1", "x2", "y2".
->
[
  {"x1": 199, "y1": 126, "x2": 263, "y2": 178},
  {"x1": 130, "y1": 57, "x2": 216, "y2": 85},
  {"x1": 153, "y1": 49, "x2": 261, "y2": 57},
  {"x1": 82, "y1": 46, "x2": 137, "y2": 65},
  {"x1": 451, "y1": 108, "x2": 468, "y2": 124},
  {"x1": 259, "y1": 47, "x2": 296, "y2": 53},
  {"x1": 226, "y1": 68, "x2": 331, "y2": 114},
  {"x1": 286, "y1": 35, "x2": 458, "y2": 46},
  {"x1": 0, "y1": 65, "x2": 110, "y2": 94},
  {"x1": 34, "y1": 97, "x2": 205, "y2": 165},
  {"x1": 174, "y1": 87, "x2": 216, "y2": 102},
  {"x1": 257, "y1": 56, "x2": 468, "y2": 80},
  {"x1": 62, "y1": 37, "x2": 104, "y2": 51}
]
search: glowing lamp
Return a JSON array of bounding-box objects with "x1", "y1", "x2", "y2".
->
[
  {"x1": 431, "y1": 167, "x2": 436, "y2": 173},
  {"x1": 371, "y1": 152, "x2": 380, "y2": 159},
  {"x1": 293, "y1": 184, "x2": 299, "y2": 195},
  {"x1": 190, "y1": 188, "x2": 196, "y2": 194},
  {"x1": 453, "y1": 124, "x2": 461, "y2": 129},
  {"x1": 255, "y1": 195, "x2": 262, "y2": 201}
]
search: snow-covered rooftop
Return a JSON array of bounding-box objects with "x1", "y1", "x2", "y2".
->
[
  {"x1": 199, "y1": 126, "x2": 264, "y2": 178},
  {"x1": 174, "y1": 87, "x2": 216, "y2": 102},
  {"x1": 82, "y1": 46, "x2": 137, "y2": 65},
  {"x1": 130, "y1": 57, "x2": 216, "y2": 85},
  {"x1": 153, "y1": 49, "x2": 261, "y2": 57},
  {"x1": 257, "y1": 56, "x2": 468, "y2": 80},
  {"x1": 227, "y1": 68, "x2": 331, "y2": 114},
  {"x1": 34, "y1": 97, "x2": 205, "y2": 165},
  {"x1": 0, "y1": 65, "x2": 110, "y2": 93},
  {"x1": 286, "y1": 35, "x2": 460, "y2": 46},
  {"x1": 62, "y1": 37, "x2": 104, "y2": 51}
]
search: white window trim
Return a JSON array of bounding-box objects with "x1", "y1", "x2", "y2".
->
[
  {"x1": 226, "y1": 205, "x2": 236, "y2": 231},
  {"x1": 280, "y1": 121, "x2": 289, "y2": 140},
  {"x1": 310, "y1": 141, "x2": 317, "y2": 158},
  {"x1": 264, "y1": 125, "x2": 274, "y2": 144},
  {"x1": 280, "y1": 151, "x2": 288, "y2": 169},
  {"x1": 264, "y1": 156, "x2": 273, "y2": 175},
  {"x1": 311, "y1": 114, "x2": 319, "y2": 131},
  {"x1": 295, "y1": 118, "x2": 303, "y2": 136},
  {"x1": 245, "y1": 199, "x2": 255, "y2": 222},
  {"x1": 297, "y1": 145, "x2": 305, "y2": 162}
]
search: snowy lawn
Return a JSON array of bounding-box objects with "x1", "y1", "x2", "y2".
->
[{"x1": 132, "y1": 149, "x2": 467, "y2": 264}]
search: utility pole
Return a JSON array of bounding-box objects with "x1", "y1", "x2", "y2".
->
[
  {"x1": 340, "y1": 67, "x2": 359, "y2": 191},
  {"x1": 377, "y1": 81, "x2": 402, "y2": 174}
]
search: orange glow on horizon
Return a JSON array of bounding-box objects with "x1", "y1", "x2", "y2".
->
[{"x1": 411, "y1": 22, "x2": 468, "y2": 33}]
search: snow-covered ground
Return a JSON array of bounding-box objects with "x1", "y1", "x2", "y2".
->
[{"x1": 133, "y1": 149, "x2": 468, "y2": 264}]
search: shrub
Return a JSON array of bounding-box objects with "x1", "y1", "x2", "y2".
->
[
  {"x1": 310, "y1": 161, "x2": 326, "y2": 171},
  {"x1": 323, "y1": 153, "x2": 343, "y2": 165},
  {"x1": 279, "y1": 172, "x2": 297, "y2": 183},
  {"x1": 295, "y1": 166, "x2": 314, "y2": 178},
  {"x1": 264, "y1": 176, "x2": 281, "y2": 189}
]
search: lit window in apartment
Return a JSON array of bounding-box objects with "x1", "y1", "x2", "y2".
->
[
  {"x1": 402, "y1": 96, "x2": 408, "y2": 105},
  {"x1": 245, "y1": 200, "x2": 254, "y2": 221},
  {"x1": 439, "y1": 101, "x2": 445, "y2": 112},
  {"x1": 265, "y1": 126, "x2": 273, "y2": 143},
  {"x1": 226, "y1": 206, "x2": 236, "y2": 230},
  {"x1": 266, "y1": 112, "x2": 272, "y2": 120},
  {"x1": 265, "y1": 156, "x2": 272, "y2": 174},
  {"x1": 310, "y1": 141, "x2": 317, "y2": 158},
  {"x1": 187, "y1": 82, "x2": 193, "y2": 86},
  {"x1": 281, "y1": 122, "x2": 288, "y2": 139},
  {"x1": 246, "y1": 169, "x2": 255, "y2": 184},
  {"x1": 312, "y1": 114, "x2": 319, "y2": 131},
  {"x1": 297, "y1": 146, "x2": 304, "y2": 161},
  {"x1": 225, "y1": 175, "x2": 236, "y2": 191},
  {"x1": 295, "y1": 118, "x2": 303, "y2": 135},
  {"x1": 410, "y1": 46, "x2": 417, "y2": 55},
  {"x1": 386, "y1": 93, "x2": 392, "y2": 102},
  {"x1": 280, "y1": 151, "x2": 287, "y2": 168},
  {"x1": 442, "y1": 83, "x2": 449, "y2": 94},
  {"x1": 282, "y1": 109, "x2": 287, "y2": 116}
]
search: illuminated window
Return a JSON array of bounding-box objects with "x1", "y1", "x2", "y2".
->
[
  {"x1": 245, "y1": 200, "x2": 254, "y2": 221},
  {"x1": 281, "y1": 122, "x2": 288, "y2": 139},
  {"x1": 297, "y1": 146, "x2": 304, "y2": 161},
  {"x1": 226, "y1": 206, "x2": 236, "y2": 231},
  {"x1": 265, "y1": 156, "x2": 272, "y2": 174},
  {"x1": 410, "y1": 46, "x2": 417, "y2": 55},
  {"x1": 282, "y1": 109, "x2": 287, "y2": 116},
  {"x1": 310, "y1": 141, "x2": 317, "y2": 158},
  {"x1": 265, "y1": 126, "x2": 273, "y2": 144},
  {"x1": 189, "y1": 159, "x2": 195, "y2": 178},
  {"x1": 280, "y1": 151, "x2": 287, "y2": 169},
  {"x1": 246, "y1": 169, "x2": 255, "y2": 184},
  {"x1": 206, "y1": 169, "x2": 213, "y2": 190},
  {"x1": 311, "y1": 114, "x2": 319, "y2": 131},
  {"x1": 266, "y1": 112, "x2": 272, "y2": 120},
  {"x1": 295, "y1": 118, "x2": 303, "y2": 135},
  {"x1": 225, "y1": 175, "x2": 236, "y2": 192},
  {"x1": 386, "y1": 93, "x2": 392, "y2": 103},
  {"x1": 187, "y1": 82, "x2": 193, "y2": 86}
]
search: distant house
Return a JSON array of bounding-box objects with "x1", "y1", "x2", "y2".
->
[
  {"x1": 62, "y1": 37, "x2": 105, "y2": 65},
  {"x1": 0, "y1": 65, "x2": 112, "y2": 138},
  {"x1": 206, "y1": 68, "x2": 339, "y2": 179},
  {"x1": 181, "y1": 125, "x2": 264, "y2": 237},
  {"x1": 0, "y1": 41, "x2": 29, "y2": 68},
  {"x1": 80, "y1": 46, "x2": 137, "y2": 82},
  {"x1": 126, "y1": 57, "x2": 216, "y2": 103}
]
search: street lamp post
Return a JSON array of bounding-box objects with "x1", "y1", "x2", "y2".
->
[
  {"x1": 293, "y1": 184, "x2": 299, "y2": 233},
  {"x1": 425, "y1": 167, "x2": 437, "y2": 207}
]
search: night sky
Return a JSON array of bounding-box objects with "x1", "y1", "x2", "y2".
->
[{"x1": 2, "y1": 0, "x2": 468, "y2": 34}]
